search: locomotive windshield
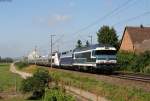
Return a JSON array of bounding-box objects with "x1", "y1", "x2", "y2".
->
[{"x1": 94, "y1": 50, "x2": 116, "y2": 55}]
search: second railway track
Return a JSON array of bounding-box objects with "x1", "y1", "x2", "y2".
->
[{"x1": 111, "y1": 72, "x2": 150, "y2": 83}]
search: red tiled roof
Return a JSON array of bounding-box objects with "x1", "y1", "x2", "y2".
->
[{"x1": 126, "y1": 26, "x2": 150, "y2": 44}]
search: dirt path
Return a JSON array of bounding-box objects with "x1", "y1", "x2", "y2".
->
[
  {"x1": 9, "y1": 63, "x2": 109, "y2": 101},
  {"x1": 9, "y1": 63, "x2": 32, "y2": 79},
  {"x1": 65, "y1": 85, "x2": 108, "y2": 101}
]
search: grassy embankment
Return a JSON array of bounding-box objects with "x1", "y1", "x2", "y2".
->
[
  {"x1": 15, "y1": 62, "x2": 76, "y2": 101},
  {"x1": 15, "y1": 62, "x2": 39, "y2": 74},
  {"x1": 0, "y1": 63, "x2": 41, "y2": 101},
  {"x1": 18, "y1": 64, "x2": 150, "y2": 101}
]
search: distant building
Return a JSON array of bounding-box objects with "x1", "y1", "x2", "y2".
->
[
  {"x1": 120, "y1": 26, "x2": 150, "y2": 53},
  {"x1": 28, "y1": 50, "x2": 40, "y2": 60}
]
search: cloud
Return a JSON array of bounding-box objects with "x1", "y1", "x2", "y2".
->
[
  {"x1": 33, "y1": 14, "x2": 71, "y2": 27},
  {"x1": 48, "y1": 14, "x2": 71, "y2": 26},
  {"x1": 55, "y1": 14, "x2": 70, "y2": 21}
]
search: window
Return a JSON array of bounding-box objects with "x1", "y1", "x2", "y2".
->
[
  {"x1": 94, "y1": 50, "x2": 116, "y2": 55},
  {"x1": 75, "y1": 51, "x2": 91, "y2": 59}
]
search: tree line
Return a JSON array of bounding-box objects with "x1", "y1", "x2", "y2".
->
[
  {"x1": 76, "y1": 25, "x2": 119, "y2": 49},
  {"x1": 0, "y1": 56, "x2": 13, "y2": 63}
]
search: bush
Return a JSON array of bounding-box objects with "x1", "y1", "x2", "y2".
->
[
  {"x1": 117, "y1": 51, "x2": 150, "y2": 73},
  {"x1": 15, "y1": 62, "x2": 29, "y2": 69},
  {"x1": 44, "y1": 87, "x2": 75, "y2": 101},
  {"x1": 21, "y1": 68, "x2": 51, "y2": 99},
  {"x1": 133, "y1": 51, "x2": 150, "y2": 73},
  {"x1": 117, "y1": 52, "x2": 137, "y2": 71}
]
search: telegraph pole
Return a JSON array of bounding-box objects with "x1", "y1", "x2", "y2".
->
[
  {"x1": 88, "y1": 35, "x2": 92, "y2": 45},
  {"x1": 50, "y1": 34, "x2": 55, "y2": 70},
  {"x1": 34, "y1": 45, "x2": 37, "y2": 65}
]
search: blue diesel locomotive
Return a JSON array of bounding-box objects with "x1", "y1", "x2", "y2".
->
[{"x1": 29, "y1": 44, "x2": 117, "y2": 73}]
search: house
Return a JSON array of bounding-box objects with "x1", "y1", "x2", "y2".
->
[{"x1": 119, "y1": 26, "x2": 150, "y2": 53}]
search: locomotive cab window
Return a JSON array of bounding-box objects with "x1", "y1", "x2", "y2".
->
[{"x1": 94, "y1": 50, "x2": 116, "y2": 55}]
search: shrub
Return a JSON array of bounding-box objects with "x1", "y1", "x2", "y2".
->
[
  {"x1": 44, "y1": 87, "x2": 75, "y2": 101},
  {"x1": 117, "y1": 52, "x2": 137, "y2": 71},
  {"x1": 15, "y1": 62, "x2": 29, "y2": 69},
  {"x1": 117, "y1": 51, "x2": 150, "y2": 73},
  {"x1": 21, "y1": 68, "x2": 51, "y2": 99},
  {"x1": 132, "y1": 51, "x2": 150, "y2": 73}
]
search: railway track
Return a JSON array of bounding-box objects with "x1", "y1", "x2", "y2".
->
[
  {"x1": 32, "y1": 63, "x2": 150, "y2": 83},
  {"x1": 111, "y1": 72, "x2": 150, "y2": 83},
  {"x1": 58, "y1": 66, "x2": 150, "y2": 83}
]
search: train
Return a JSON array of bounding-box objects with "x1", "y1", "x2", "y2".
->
[{"x1": 28, "y1": 44, "x2": 117, "y2": 73}]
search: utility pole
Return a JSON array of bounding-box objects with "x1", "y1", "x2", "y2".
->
[
  {"x1": 34, "y1": 45, "x2": 37, "y2": 65},
  {"x1": 88, "y1": 35, "x2": 92, "y2": 45},
  {"x1": 50, "y1": 34, "x2": 55, "y2": 70}
]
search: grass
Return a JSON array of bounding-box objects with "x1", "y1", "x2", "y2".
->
[
  {"x1": 15, "y1": 62, "x2": 29, "y2": 70},
  {"x1": 0, "y1": 63, "x2": 22, "y2": 92},
  {"x1": 50, "y1": 69, "x2": 150, "y2": 101},
  {"x1": 19, "y1": 65, "x2": 38, "y2": 74},
  {"x1": 16, "y1": 64, "x2": 150, "y2": 101},
  {"x1": 44, "y1": 87, "x2": 75, "y2": 101},
  {"x1": 0, "y1": 63, "x2": 41, "y2": 101}
]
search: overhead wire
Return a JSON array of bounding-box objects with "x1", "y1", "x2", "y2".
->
[
  {"x1": 52, "y1": 0, "x2": 149, "y2": 51},
  {"x1": 73, "y1": 0, "x2": 139, "y2": 41},
  {"x1": 112, "y1": 11, "x2": 150, "y2": 26},
  {"x1": 53, "y1": 0, "x2": 134, "y2": 46}
]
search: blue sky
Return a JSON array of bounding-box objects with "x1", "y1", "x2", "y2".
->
[{"x1": 0, "y1": 0, "x2": 150, "y2": 57}]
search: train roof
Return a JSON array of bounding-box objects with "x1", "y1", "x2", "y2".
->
[
  {"x1": 60, "y1": 50, "x2": 73, "y2": 58},
  {"x1": 73, "y1": 44, "x2": 115, "y2": 52}
]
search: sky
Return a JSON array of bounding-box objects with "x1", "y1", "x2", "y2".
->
[{"x1": 0, "y1": 0, "x2": 150, "y2": 57}]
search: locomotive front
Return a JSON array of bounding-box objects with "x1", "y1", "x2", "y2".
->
[{"x1": 93, "y1": 46, "x2": 117, "y2": 72}]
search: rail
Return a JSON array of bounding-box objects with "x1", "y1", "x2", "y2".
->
[{"x1": 111, "y1": 72, "x2": 150, "y2": 83}]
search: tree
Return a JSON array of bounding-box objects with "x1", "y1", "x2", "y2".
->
[
  {"x1": 76, "y1": 40, "x2": 82, "y2": 48},
  {"x1": 85, "y1": 40, "x2": 90, "y2": 47},
  {"x1": 97, "y1": 25, "x2": 118, "y2": 48},
  {"x1": 21, "y1": 68, "x2": 51, "y2": 99}
]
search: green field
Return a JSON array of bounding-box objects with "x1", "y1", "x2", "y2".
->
[
  {"x1": 0, "y1": 63, "x2": 41, "y2": 101},
  {"x1": 0, "y1": 63, "x2": 22, "y2": 92}
]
